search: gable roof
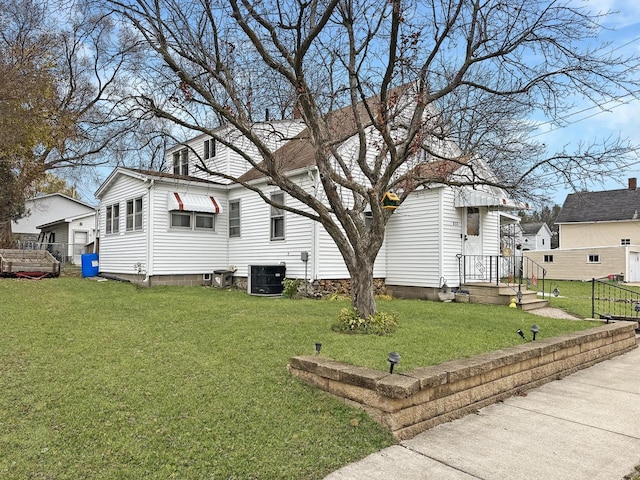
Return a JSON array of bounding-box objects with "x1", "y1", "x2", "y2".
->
[
  {"x1": 236, "y1": 85, "x2": 437, "y2": 184},
  {"x1": 26, "y1": 193, "x2": 95, "y2": 210},
  {"x1": 556, "y1": 188, "x2": 640, "y2": 223},
  {"x1": 520, "y1": 222, "x2": 548, "y2": 235}
]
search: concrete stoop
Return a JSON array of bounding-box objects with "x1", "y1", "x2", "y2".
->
[{"x1": 461, "y1": 282, "x2": 549, "y2": 311}]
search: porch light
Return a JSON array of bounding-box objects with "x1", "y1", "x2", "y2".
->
[
  {"x1": 531, "y1": 324, "x2": 539, "y2": 341},
  {"x1": 553, "y1": 287, "x2": 560, "y2": 297},
  {"x1": 517, "y1": 329, "x2": 526, "y2": 340},
  {"x1": 315, "y1": 342, "x2": 322, "y2": 355},
  {"x1": 387, "y1": 352, "x2": 401, "y2": 374}
]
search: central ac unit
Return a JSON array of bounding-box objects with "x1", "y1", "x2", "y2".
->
[{"x1": 248, "y1": 265, "x2": 286, "y2": 296}]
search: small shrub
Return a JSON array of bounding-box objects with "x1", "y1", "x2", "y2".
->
[
  {"x1": 332, "y1": 308, "x2": 399, "y2": 335},
  {"x1": 326, "y1": 292, "x2": 351, "y2": 302},
  {"x1": 375, "y1": 294, "x2": 393, "y2": 301},
  {"x1": 282, "y1": 278, "x2": 301, "y2": 298}
]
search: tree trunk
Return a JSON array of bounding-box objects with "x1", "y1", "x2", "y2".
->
[
  {"x1": 350, "y1": 256, "x2": 377, "y2": 318},
  {"x1": 0, "y1": 216, "x2": 13, "y2": 249}
]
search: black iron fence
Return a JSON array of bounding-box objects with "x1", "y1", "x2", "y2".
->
[
  {"x1": 457, "y1": 254, "x2": 547, "y2": 298},
  {"x1": 591, "y1": 278, "x2": 640, "y2": 322}
]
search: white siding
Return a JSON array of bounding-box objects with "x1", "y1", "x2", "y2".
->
[
  {"x1": 386, "y1": 187, "x2": 452, "y2": 288},
  {"x1": 150, "y1": 183, "x2": 229, "y2": 275},
  {"x1": 228, "y1": 174, "x2": 315, "y2": 279},
  {"x1": 98, "y1": 175, "x2": 148, "y2": 274},
  {"x1": 166, "y1": 121, "x2": 306, "y2": 184},
  {"x1": 312, "y1": 218, "x2": 387, "y2": 280},
  {"x1": 440, "y1": 188, "x2": 465, "y2": 284},
  {"x1": 13, "y1": 195, "x2": 94, "y2": 234}
]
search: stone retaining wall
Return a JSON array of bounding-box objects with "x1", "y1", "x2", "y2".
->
[{"x1": 288, "y1": 322, "x2": 638, "y2": 440}]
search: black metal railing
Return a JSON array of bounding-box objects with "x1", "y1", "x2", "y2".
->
[
  {"x1": 592, "y1": 278, "x2": 640, "y2": 322},
  {"x1": 457, "y1": 254, "x2": 546, "y2": 298}
]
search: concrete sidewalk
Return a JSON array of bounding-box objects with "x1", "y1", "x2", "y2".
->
[{"x1": 326, "y1": 343, "x2": 640, "y2": 480}]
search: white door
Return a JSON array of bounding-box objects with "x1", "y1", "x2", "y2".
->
[
  {"x1": 464, "y1": 207, "x2": 482, "y2": 256},
  {"x1": 462, "y1": 207, "x2": 487, "y2": 282},
  {"x1": 72, "y1": 231, "x2": 88, "y2": 264},
  {"x1": 629, "y1": 251, "x2": 640, "y2": 282}
]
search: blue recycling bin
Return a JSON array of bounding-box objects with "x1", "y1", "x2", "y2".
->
[{"x1": 81, "y1": 253, "x2": 99, "y2": 277}]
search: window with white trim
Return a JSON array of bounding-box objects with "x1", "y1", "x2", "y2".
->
[
  {"x1": 171, "y1": 212, "x2": 191, "y2": 229},
  {"x1": 126, "y1": 197, "x2": 143, "y2": 232},
  {"x1": 621, "y1": 238, "x2": 631, "y2": 246},
  {"x1": 270, "y1": 192, "x2": 285, "y2": 241},
  {"x1": 204, "y1": 139, "x2": 216, "y2": 159},
  {"x1": 229, "y1": 200, "x2": 240, "y2": 237},
  {"x1": 543, "y1": 255, "x2": 553, "y2": 263},
  {"x1": 587, "y1": 254, "x2": 600, "y2": 264},
  {"x1": 170, "y1": 211, "x2": 215, "y2": 231},
  {"x1": 172, "y1": 148, "x2": 189, "y2": 176},
  {"x1": 105, "y1": 203, "x2": 120, "y2": 234}
]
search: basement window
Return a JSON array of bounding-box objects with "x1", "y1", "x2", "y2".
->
[
  {"x1": 543, "y1": 255, "x2": 554, "y2": 263},
  {"x1": 587, "y1": 254, "x2": 600, "y2": 264}
]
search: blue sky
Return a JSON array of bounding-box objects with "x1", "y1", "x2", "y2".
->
[
  {"x1": 78, "y1": 0, "x2": 640, "y2": 209},
  {"x1": 541, "y1": 0, "x2": 640, "y2": 205}
]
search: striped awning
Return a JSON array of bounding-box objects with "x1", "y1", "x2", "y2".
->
[{"x1": 168, "y1": 192, "x2": 222, "y2": 214}]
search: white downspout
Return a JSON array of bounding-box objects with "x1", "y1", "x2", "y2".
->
[{"x1": 144, "y1": 178, "x2": 155, "y2": 284}]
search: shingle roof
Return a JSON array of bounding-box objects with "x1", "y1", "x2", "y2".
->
[
  {"x1": 236, "y1": 93, "x2": 387, "y2": 183},
  {"x1": 556, "y1": 188, "x2": 640, "y2": 223},
  {"x1": 235, "y1": 85, "x2": 464, "y2": 185},
  {"x1": 520, "y1": 222, "x2": 546, "y2": 235}
]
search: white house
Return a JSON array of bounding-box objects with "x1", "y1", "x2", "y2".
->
[
  {"x1": 95, "y1": 95, "x2": 522, "y2": 298},
  {"x1": 519, "y1": 222, "x2": 552, "y2": 251},
  {"x1": 12, "y1": 194, "x2": 95, "y2": 240},
  {"x1": 12, "y1": 193, "x2": 97, "y2": 264}
]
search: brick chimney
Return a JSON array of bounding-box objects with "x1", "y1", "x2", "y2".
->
[{"x1": 630, "y1": 178, "x2": 637, "y2": 190}]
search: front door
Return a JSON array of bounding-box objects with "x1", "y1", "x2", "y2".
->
[{"x1": 464, "y1": 207, "x2": 482, "y2": 256}]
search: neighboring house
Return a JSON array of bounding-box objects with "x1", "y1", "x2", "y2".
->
[
  {"x1": 37, "y1": 211, "x2": 97, "y2": 264},
  {"x1": 525, "y1": 178, "x2": 640, "y2": 281},
  {"x1": 12, "y1": 193, "x2": 95, "y2": 241},
  {"x1": 95, "y1": 93, "x2": 522, "y2": 298},
  {"x1": 11, "y1": 193, "x2": 97, "y2": 264},
  {"x1": 519, "y1": 222, "x2": 552, "y2": 251}
]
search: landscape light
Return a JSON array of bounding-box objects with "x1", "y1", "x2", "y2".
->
[
  {"x1": 553, "y1": 287, "x2": 560, "y2": 297},
  {"x1": 604, "y1": 313, "x2": 612, "y2": 324},
  {"x1": 315, "y1": 342, "x2": 322, "y2": 355},
  {"x1": 516, "y1": 290, "x2": 523, "y2": 304},
  {"x1": 635, "y1": 303, "x2": 640, "y2": 314},
  {"x1": 517, "y1": 329, "x2": 526, "y2": 340},
  {"x1": 531, "y1": 324, "x2": 540, "y2": 341},
  {"x1": 387, "y1": 352, "x2": 401, "y2": 374}
]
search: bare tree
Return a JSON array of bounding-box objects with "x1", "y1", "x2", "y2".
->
[
  {"x1": 0, "y1": 0, "x2": 155, "y2": 246},
  {"x1": 105, "y1": 0, "x2": 640, "y2": 317}
]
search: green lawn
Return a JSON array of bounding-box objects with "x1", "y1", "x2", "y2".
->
[
  {"x1": 0, "y1": 277, "x2": 598, "y2": 479},
  {"x1": 545, "y1": 279, "x2": 640, "y2": 319}
]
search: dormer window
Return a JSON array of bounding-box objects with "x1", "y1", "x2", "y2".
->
[
  {"x1": 172, "y1": 148, "x2": 188, "y2": 176},
  {"x1": 204, "y1": 139, "x2": 216, "y2": 159}
]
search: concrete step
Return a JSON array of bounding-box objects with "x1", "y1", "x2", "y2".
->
[
  {"x1": 518, "y1": 299, "x2": 549, "y2": 311},
  {"x1": 461, "y1": 283, "x2": 546, "y2": 310}
]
